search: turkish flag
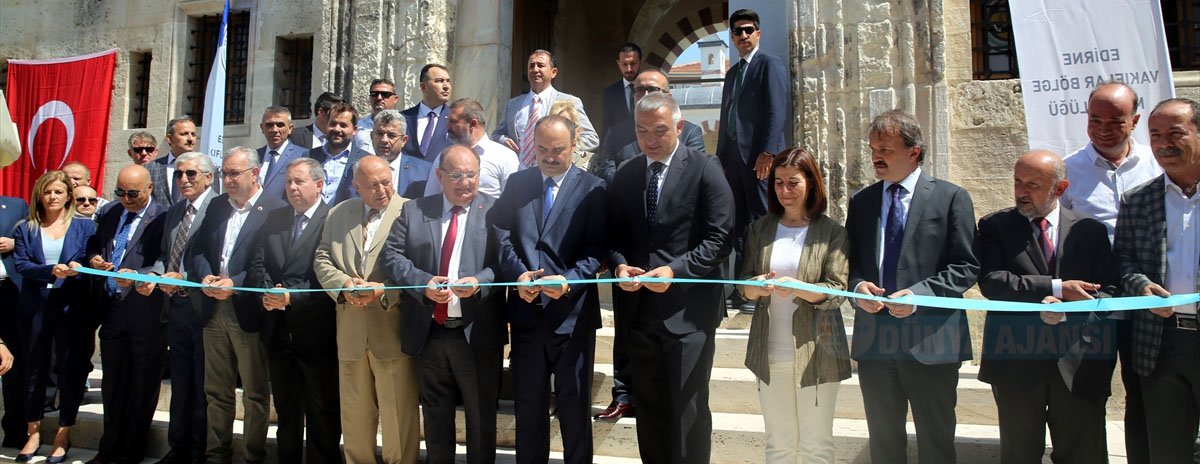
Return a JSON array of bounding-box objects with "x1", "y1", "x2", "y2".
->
[{"x1": 1, "y1": 49, "x2": 116, "y2": 200}]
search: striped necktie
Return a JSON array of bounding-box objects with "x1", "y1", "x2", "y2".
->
[{"x1": 519, "y1": 96, "x2": 542, "y2": 167}]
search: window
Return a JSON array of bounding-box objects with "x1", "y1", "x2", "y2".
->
[
  {"x1": 1162, "y1": 0, "x2": 1200, "y2": 70},
  {"x1": 970, "y1": 0, "x2": 1018, "y2": 80},
  {"x1": 186, "y1": 10, "x2": 250, "y2": 126},
  {"x1": 275, "y1": 36, "x2": 314, "y2": 120},
  {"x1": 708, "y1": 54, "x2": 715, "y2": 65},
  {"x1": 128, "y1": 51, "x2": 152, "y2": 129}
]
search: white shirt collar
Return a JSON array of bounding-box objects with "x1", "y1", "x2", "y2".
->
[
  {"x1": 741, "y1": 46, "x2": 760, "y2": 63},
  {"x1": 1039, "y1": 203, "x2": 1061, "y2": 227},
  {"x1": 1165, "y1": 175, "x2": 1200, "y2": 198},
  {"x1": 531, "y1": 85, "x2": 557, "y2": 102},
  {"x1": 230, "y1": 187, "x2": 264, "y2": 211},
  {"x1": 542, "y1": 165, "x2": 572, "y2": 187},
  {"x1": 884, "y1": 167, "x2": 922, "y2": 193},
  {"x1": 267, "y1": 139, "x2": 291, "y2": 155},
  {"x1": 312, "y1": 124, "x2": 325, "y2": 138},
  {"x1": 442, "y1": 196, "x2": 472, "y2": 215},
  {"x1": 649, "y1": 140, "x2": 681, "y2": 169},
  {"x1": 187, "y1": 188, "x2": 212, "y2": 211},
  {"x1": 298, "y1": 200, "x2": 322, "y2": 219},
  {"x1": 418, "y1": 102, "x2": 445, "y2": 117}
]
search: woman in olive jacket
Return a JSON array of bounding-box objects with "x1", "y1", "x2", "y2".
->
[{"x1": 739, "y1": 148, "x2": 852, "y2": 464}]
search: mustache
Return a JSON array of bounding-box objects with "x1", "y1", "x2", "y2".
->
[{"x1": 1157, "y1": 146, "x2": 1184, "y2": 158}]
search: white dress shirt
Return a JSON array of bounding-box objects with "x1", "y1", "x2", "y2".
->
[
  {"x1": 509, "y1": 86, "x2": 559, "y2": 145},
  {"x1": 645, "y1": 142, "x2": 681, "y2": 209},
  {"x1": 219, "y1": 188, "x2": 264, "y2": 276},
  {"x1": 112, "y1": 203, "x2": 150, "y2": 265},
  {"x1": 294, "y1": 200, "x2": 321, "y2": 236},
  {"x1": 424, "y1": 137, "x2": 521, "y2": 199},
  {"x1": 440, "y1": 197, "x2": 471, "y2": 318},
  {"x1": 1062, "y1": 141, "x2": 1161, "y2": 243},
  {"x1": 541, "y1": 167, "x2": 571, "y2": 206},
  {"x1": 1031, "y1": 204, "x2": 1063, "y2": 298},
  {"x1": 320, "y1": 146, "x2": 352, "y2": 204},
  {"x1": 258, "y1": 140, "x2": 292, "y2": 184},
  {"x1": 1164, "y1": 176, "x2": 1200, "y2": 315},
  {"x1": 164, "y1": 153, "x2": 178, "y2": 197}
]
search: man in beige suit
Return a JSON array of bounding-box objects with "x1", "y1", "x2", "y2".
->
[{"x1": 313, "y1": 155, "x2": 421, "y2": 464}]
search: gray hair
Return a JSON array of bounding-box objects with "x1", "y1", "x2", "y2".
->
[
  {"x1": 262, "y1": 105, "x2": 292, "y2": 121},
  {"x1": 224, "y1": 146, "x2": 260, "y2": 168},
  {"x1": 287, "y1": 157, "x2": 325, "y2": 182},
  {"x1": 869, "y1": 109, "x2": 927, "y2": 163},
  {"x1": 635, "y1": 92, "x2": 682, "y2": 125},
  {"x1": 373, "y1": 109, "x2": 406, "y2": 132},
  {"x1": 438, "y1": 144, "x2": 481, "y2": 170},
  {"x1": 175, "y1": 151, "x2": 214, "y2": 173},
  {"x1": 450, "y1": 98, "x2": 487, "y2": 127},
  {"x1": 1151, "y1": 97, "x2": 1200, "y2": 131},
  {"x1": 128, "y1": 131, "x2": 157, "y2": 147},
  {"x1": 166, "y1": 116, "x2": 195, "y2": 136}
]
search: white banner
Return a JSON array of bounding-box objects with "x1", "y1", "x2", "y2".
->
[
  {"x1": 198, "y1": 0, "x2": 228, "y2": 168},
  {"x1": 1010, "y1": 0, "x2": 1174, "y2": 155}
]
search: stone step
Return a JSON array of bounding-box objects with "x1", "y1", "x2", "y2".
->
[{"x1": 594, "y1": 326, "x2": 753, "y2": 369}]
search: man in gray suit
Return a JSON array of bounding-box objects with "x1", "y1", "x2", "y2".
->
[
  {"x1": 256, "y1": 106, "x2": 307, "y2": 201},
  {"x1": 149, "y1": 117, "x2": 202, "y2": 207},
  {"x1": 492, "y1": 50, "x2": 598, "y2": 167},
  {"x1": 847, "y1": 109, "x2": 979, "y2": 464}
]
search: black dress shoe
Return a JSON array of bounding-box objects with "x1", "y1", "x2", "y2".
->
[
  {"x1": 45, "y1": 442, "x2": 70, "y2": 464},
  {"x1": 14, "y1": 446, "x2": 39, "y2": 462},
  {"x1": 153, "y1": 449, "x2": 189, "y2": 464},
  {"x1": 593, "y1": 400, "x2": 635, "y2": 421}
]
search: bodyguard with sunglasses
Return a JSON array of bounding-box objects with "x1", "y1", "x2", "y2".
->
[{"x1": 353, "y1": 78, "x2": 402, "y2": 155}]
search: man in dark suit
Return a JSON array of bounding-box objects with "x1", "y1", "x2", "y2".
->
[
  {"x1": 256, "y1": 107, "x2": 307, "y2": 201},
  {"x1": 607, "y1": 92, "x2": 734, "y2": 463},
  {"x1": 717, "y1": 9, "x2": 789, "y2": 311},
  {"x1": 245, "y1": 157, "x2": 340, "y2": 463},
  {"x1": 847, "y1": 109, "x2": 979, "y2": 464},
  {"x1": 1116, "y1": 97, "x2": 1200, "y2": 461},
  {"x1": 493, "y1": 116, "x2": 606, "y2": 464},
  {"x1": 306, "y1": 102, "x2": 362, "y2": 206},
  {"x1": 399, "y1": 64, "x2": 453, "y2": 160},
  {"x1": 600, "y1": 42, "x2": 641, "y2": 140},
  {"x1": 380, "y1": 144, "x2": 505, "y2": 464},
  {"x1": 148, "y1": 117, "x2": 204, "y2": 207},
  {"x1": 976, "y1": 150, "x2": 1118, "y2": 463},
  {"x1": 0, "y1": 195, "x2": 29, "y2": 448},
  {"x1": 289, "y1": 91, "x2": 343, "y2": 150},
  {"x1": 598, "y1": 68, "x2": 706, "y2": 182},
  {"x1": 83, "y1": 165, "x2": 168, "y2": 464},
  {"x1": 186, "y1": 146, "x2": 284, "y2": 463},
  {"x1": 142, "y1": 151, "x2": 215, "y2": 464}
]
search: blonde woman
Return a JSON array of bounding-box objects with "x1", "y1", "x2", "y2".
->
[{"x1": 549, "y1": 100, "x2": 600, "y2": 174}]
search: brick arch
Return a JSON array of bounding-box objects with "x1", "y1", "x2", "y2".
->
[{"x1": 629, "y1": 1, "x2": 728, "y2": 72}]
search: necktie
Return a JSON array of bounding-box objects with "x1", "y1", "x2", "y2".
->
[
  {"x1": 627, "y1": 83, "x2": 636, "y2": 113},
  {"x1": 543, "y1": 177, "x2": 556, "y2": 221},
  {"x1": 167, "y1": 204, "x2": 195, "y2": 273},
  {"x1": 361, "y1": 208, "x2": 380, "y2": 269},
  {"x1": 420, "y1": 111, "x2": 438, "y2": 157},
  {"x1": 106, "y1": 212, "x2": 138, "y2": 295},
  {"x1": 292, "y1": 212, "x2": 307, "y2": 243},
  {"x1": 434, "y1": 205, "x2": 464, "y2": 325},
  {"x1": 646, "y1": 162, "x2": 666, "y2": 224},
  {"x1": 1035, "y1": 217, "x2": 1055, "y2": 273},
  {"x1": 881, "y1": 184, "x2": 905, "y2": 292},
  {"x1": 520, "y1": 96, "x2": 542, "y2": 167},
  {"x1": 726, "y1": 60, "x2": 747, "y2": 137},
  {"x1": 262, "y1": 150, "x2": 280, "y2": 183}
]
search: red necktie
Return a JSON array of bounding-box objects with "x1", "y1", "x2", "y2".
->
[
  {"x1": 1035, "y1": 217, "x2": 1055, "y2": 271},
  {"x1": 434, "y1": 205, "x2": 464, "y2": 324}
]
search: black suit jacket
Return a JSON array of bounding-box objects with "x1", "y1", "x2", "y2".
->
[
  {"x1": 598, "y1": 119, "x2": 706, "y2": 182},
  {"x1": 716, "y1": 50, "x2": 788, "y2": 168},
  {"x1": 86, "y1": 202, "x2": 168, "y2": 332},
  {"x1": 380, "y1": 193, "x2": 504, "y2": 355},
  {"x1": 846, "y1": 172, "x2": 979, "y2": 364},
  {"x1": 976, "y1": 207, "x2": 1118, "y2": 399},
  {"x1": 0, "y1": 196, "x2": 29, "y2": 289},
  {"x1": 493, "y1": 166, "x2": 606, "y2": 335},
  {"x1": 606, "y1": 146, "x2": 734, "y2": 334},
  {"x1": 601, "y1": 79, "x2": 633, "y2": 141},
  {"x1": 400, "y1": 104, "x2": 451, "y2": 160},
  {"x1": 246, "y1": 202, "x2": 337, "y2": 354},
  {"x1": 186, "y1": 191, "x2": 286, "y2": 332}
]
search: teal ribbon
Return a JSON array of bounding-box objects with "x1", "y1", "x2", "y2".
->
[{"x1": 73, "y1": 266, "x2": 1186, "y2": 313}]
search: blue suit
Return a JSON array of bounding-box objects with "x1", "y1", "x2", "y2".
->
[
  {"x1": 257, "y1": 143, "x2": 307, "y2": 201},
  {"x1": 305, "y1": 145, "x2": 363, "y2": 206},
  {"x1": 0, "y1": 196, "x2": 29, "y2": 442},
  {"x1": 12, "y1": 217, "x2": 97, "y2": 426},
  {"x1": 400, "y1": 104, "x2": 451, "y2": 160},
  {"x1": 493, "y1": 165, "x2": 606, "y2": 464}
]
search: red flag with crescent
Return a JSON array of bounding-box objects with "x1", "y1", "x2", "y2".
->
[{"x1": 1, "y1": 49, "x2": 116, "y2": 200}]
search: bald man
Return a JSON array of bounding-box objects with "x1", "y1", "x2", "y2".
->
[
  {"x1": 975, "y1": 150, "x2": 1118, "y2": 463},
  {"x1": 84, "y1": 164, "x2": 170, "y2": 463}
]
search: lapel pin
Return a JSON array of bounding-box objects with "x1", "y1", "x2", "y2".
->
[{"x1": 256, "y1": 206, "x2": 263, "y2": 211}]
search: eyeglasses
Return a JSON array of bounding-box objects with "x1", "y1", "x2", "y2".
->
[
  {"x1": 113, "y1": 189, "x2": 143, "y2": 199},
  {"x1": 220, "y1": 168, "x2": 253, "y2": 179},
  {"x1": 173, "y1": 169, "x2": 206, "y2": 180},
  {"x1": 442, "y1": 170, "x2": 479, "y2": 181},
  {"x1": 130, "y1": 146, "x2": 156, "y2": 154},
  {"x1": 732, "y1": 25, "x2": 758, "y2": 36},
  {"x1": 75, "y1": 197, "x2": 99, "y2": 205},
  {"x1": 634, "y1": 85, "x2": 665, "y2": 95},
  {"x1": 369, "y1": 91, "x2": 396, "y2": 99}
]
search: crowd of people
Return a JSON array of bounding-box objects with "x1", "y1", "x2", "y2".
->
[{"x1": 0, "y1": 7, "x2": 1198, "y2": 464}]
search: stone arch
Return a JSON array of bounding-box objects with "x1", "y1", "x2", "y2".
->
[{"x1": 629, "y1": 1, "x2": 728, "y2": 72}]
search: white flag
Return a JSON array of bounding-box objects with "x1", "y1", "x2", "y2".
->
[{"x1": 198, "y1": 0, "x2": 229, "y2": 168}]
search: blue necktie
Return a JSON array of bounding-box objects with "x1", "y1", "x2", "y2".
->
[
  {"x1": 646, "y1": 162, "x2": 666, "y2": 223},
  {"x1": 292, "y1": 213, "x2": 307, "y2": 243},
  {"x1": 543, "y1": 177, "x2": 556, "y2": 221},
  {"x1": 881, "y1": 184, "x2": 905, "y2": 293},
  {"x1": 106, "y1": 212, "x2": 137, "y2": 295}
]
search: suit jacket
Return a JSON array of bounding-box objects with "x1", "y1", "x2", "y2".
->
[
  {"x1": 257, "y1": 143, "x2": 307, "y2": 201},
  {"x1": 976, "y1": 207, "x2": 1118, "y2": 399},
  {"x1": 380, "y1": 193, "x2": 504, "y2": 355},
  {"x1": 148, "y1": 189, "x2": 215, "y2": 280},
  {"x1": 492, "y1": 88, "x2": 599, "y2": 152},
  {"x1": 400, "y1": 104, "x2": 451, "y2": 160},
  {"x1": 0, "y1": 197, "x2": 30, "y2": 289},
  {"x1": 185, "y1": 191, "x2": 285, "y2": 332},
  {"x1": 313, "y1": 195, "x2": 409, "y2": 361},
  {"x1": 306, "y1": 145, "x2": 363, "y2": 205},
  {"x1": 148, "y1": 155, "x2": 174, "y2": 207},
  {"x1": 246, "y1": 202, "x2": 337, "y2": 355},
  {"x1": 606, "y1": 146, "x2": 734, "y2": 334},
  {"x1": 601, "y1": 79, "x2": 633, "y2": 141},
  {"x1": 493, "y1": 166, "x2": 606, "y2": 335},
  {"x1": 86, "y1": 202, "x2": 168, "y2": 331},
  {"x1": 846, "y1": 172, "x2": 979, "y2": 364},
  {"x1": 1113, "y1": 175, "x2": 1174, "y2": 377},
  {"x1": 13, "y1": 217, "x2": 96, "y2": 315},
  {"x1": 289, "y1": 124, "x2": 319, "y2": 150},
  {"x1": 598, "y1": 119, "x2": 705, "y2": 182},
  {"x1": 716, "y1": 50, "x2": 788, "y2": 168}
]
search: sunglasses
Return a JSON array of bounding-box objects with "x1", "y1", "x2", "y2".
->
[
  {"x1": 113, "y1": 189, "x2": 142, "y2": 199},
  {"x1": 732, "y1": 25, "x2": 758, "y2": 36},
  {"x1": 369, "y1": 91, "x2": 396, "y2": 99},
  {"x1": 130, "y1": 146, "x2": 156, "y2": 154},
  {"x1": 173, "y1": 169, "x2": 206, "y2": 180},
  {"x1": 75, "y1": 197, "x2": 99, "y2": 205}
]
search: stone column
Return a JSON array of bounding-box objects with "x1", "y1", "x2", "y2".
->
[{"x1": 451, "y1": 0, "x2": 513, "y2": 130}]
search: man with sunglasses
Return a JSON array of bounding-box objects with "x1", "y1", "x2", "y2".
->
[
  {"x1": 256, "y1": 107, "x2": 306, "y2": 201},
  {"x1": 71, "y1": 186, "x2": 100, "y2": 220},
  {"x1": 353, "y1": 79, "x2": 402, "y2": 155},
  {"x1": 61, "y1": 161, "x2": 111, "y2": 217},
  {"x1": 718, "y1": 8, "x2": 789, "y2": 313},
  {"x1": 597, "y1": 69, "x2": 705, "y2": 183},
  {"x1": 126, "y1": 131, "x2": 158, "y2": 166}
]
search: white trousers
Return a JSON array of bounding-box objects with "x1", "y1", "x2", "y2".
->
[{"x1": 758, "y1": 360, "x2": 840, "y2": 464}]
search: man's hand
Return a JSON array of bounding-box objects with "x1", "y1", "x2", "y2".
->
[
  {"x1": 538, "y1": 275, "x2": 569, "y2": 300},
  {"x1": 741, "y1": 271, "x2": 776, "y2": 300},
  {"x1": 886, "y1": 289, "x2": 915, "y2": 318},
  {"x1": 1143, "y1": 283, "x2": 1173, "y2": 318},
  {"x1": 263, "y1": 284, "x2": 290, "y2": 310},
  {"x1": 158, "y1": 271, "x2": 183, "y2": 295},
  {"x1": 201, "y1": 275, "x2": 235, "y2": 300},
  {"x1": 450, "y1": 277, "x2": 480, "y2": 298},
  {"x1": 753, "y1": 152, "x2": 773, "y2": 180},
  {"x1": 640, "y1": 266, "x2": 674, "y2": 293},
  {"x1": 501, "y1": 137, "x2": 519, "y2": 152},
  {"x1": 424, "y1": 276, "x2": 452, "y2": 304},
  {"x1": 1062, "y1": 280, "x2": 1101, "y2": 301},
  {"x1": 0, "y1": 237, "x2": 14, "y2": 254},
  {"x1": 114, "y1": 268, "x2": 138, "y2": 288},
  {"x1": 135, "y1": 280, "x2": 156, "y2": 296},
  {"x1": 616, "y1": 264, "x2": 646, "y2": 292},
  {"x1": 90, "y1": 254, "x2": 113, "y2": 271},
  {"x1": 0, "y1": 343, "x2": 12, "y2": 376},
  {"x1": 853, "y1": 282, "x2": 886, "y2": 313},
  {"x1": 517, "y1": 269, "x2": 545, "y2": 302}
]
